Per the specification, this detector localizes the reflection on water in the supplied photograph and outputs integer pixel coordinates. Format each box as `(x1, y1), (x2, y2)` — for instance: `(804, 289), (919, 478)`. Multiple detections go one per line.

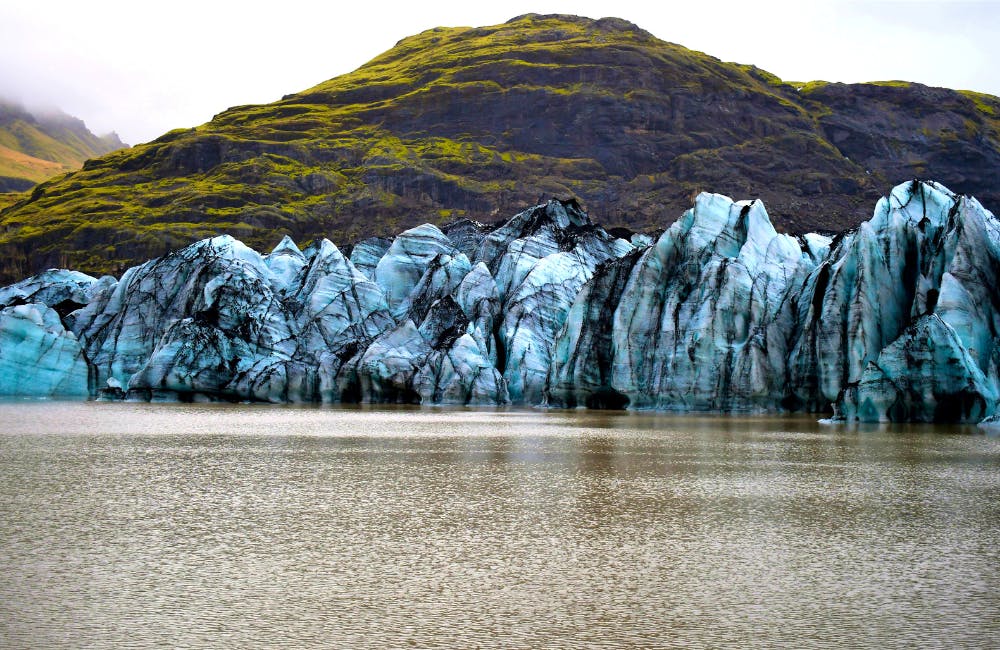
(0, 402), (998, 648)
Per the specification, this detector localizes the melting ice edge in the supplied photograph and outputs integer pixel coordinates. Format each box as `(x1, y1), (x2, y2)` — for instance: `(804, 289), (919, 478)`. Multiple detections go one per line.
(2, 180), (998, 423)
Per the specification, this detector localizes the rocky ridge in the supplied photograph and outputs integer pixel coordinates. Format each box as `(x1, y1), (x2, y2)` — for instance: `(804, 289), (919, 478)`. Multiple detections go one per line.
(1, 180), (997, 423)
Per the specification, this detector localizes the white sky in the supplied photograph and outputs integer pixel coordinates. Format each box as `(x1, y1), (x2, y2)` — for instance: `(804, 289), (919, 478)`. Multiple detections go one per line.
(1, 0), (997, 145)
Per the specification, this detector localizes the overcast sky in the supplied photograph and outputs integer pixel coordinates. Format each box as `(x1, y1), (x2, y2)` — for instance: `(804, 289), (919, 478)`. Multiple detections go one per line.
(1, 0), (997, 145)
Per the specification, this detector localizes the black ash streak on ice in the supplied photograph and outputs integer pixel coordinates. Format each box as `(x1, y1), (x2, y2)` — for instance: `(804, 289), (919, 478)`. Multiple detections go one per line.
(1, 180), (998, 423)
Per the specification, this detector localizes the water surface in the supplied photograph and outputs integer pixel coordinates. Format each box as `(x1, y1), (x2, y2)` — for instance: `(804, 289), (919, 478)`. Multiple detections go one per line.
(1, 403), (998, 648)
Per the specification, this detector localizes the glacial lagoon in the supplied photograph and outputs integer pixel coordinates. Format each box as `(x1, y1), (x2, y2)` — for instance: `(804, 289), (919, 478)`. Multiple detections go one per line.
(1, 402), (998, 648)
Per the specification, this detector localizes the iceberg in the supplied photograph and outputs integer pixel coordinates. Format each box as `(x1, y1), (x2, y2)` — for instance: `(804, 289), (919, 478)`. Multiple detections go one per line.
(0, 303), (89, 396)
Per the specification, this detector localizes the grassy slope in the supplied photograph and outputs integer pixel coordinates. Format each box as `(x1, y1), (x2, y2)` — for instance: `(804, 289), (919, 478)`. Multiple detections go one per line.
(0, 144), (71, 183)
(0, 192), (25, 211)
(0, 14), (997, 282)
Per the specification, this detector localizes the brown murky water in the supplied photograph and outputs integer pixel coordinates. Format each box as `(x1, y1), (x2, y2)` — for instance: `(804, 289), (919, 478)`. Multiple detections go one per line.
(0, 402), (998, 648)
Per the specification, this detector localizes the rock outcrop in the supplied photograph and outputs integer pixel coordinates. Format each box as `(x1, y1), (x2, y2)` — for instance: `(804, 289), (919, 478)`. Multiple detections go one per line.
(2, 181), (998, 423)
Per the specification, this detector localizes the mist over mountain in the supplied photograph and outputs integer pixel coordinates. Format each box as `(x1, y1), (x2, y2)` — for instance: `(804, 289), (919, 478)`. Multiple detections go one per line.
(0, 97), (126, 193)
(0, 13), (997, 282)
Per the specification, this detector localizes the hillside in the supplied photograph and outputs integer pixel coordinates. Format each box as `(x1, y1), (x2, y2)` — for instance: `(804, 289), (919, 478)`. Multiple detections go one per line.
(0, 13), (998, 282)
(0, 99), (126, 192)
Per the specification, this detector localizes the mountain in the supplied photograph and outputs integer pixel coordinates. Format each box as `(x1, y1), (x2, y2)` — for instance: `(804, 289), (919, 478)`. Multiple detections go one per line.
(0, 13), (998, 283)
(1, 180), (997, 423)
(0, 98), (126, 192)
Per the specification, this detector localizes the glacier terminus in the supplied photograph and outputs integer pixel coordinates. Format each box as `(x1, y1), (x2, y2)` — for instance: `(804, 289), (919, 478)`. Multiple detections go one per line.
(1, 180), (998, 423)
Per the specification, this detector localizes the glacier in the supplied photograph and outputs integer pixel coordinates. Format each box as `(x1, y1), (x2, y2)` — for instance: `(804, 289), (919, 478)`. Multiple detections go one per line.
(1, 181), (998, 423)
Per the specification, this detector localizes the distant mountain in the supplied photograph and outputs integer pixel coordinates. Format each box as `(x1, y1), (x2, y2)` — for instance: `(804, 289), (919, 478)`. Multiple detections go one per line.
(0, 13), (998, 282)
(0, 98), (126, 192)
